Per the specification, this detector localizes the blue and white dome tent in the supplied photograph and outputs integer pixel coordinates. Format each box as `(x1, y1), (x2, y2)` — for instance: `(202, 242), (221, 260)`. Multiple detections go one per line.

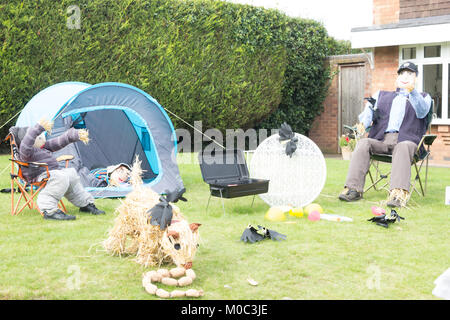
(16, 82), (91, 127)
(17, 82), (185, 198)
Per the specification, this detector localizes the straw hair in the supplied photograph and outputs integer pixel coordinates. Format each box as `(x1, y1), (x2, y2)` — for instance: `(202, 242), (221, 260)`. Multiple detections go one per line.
(103, 156), (200, 268)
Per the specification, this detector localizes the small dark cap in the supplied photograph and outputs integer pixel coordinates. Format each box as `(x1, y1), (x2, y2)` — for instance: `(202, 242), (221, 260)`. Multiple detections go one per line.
(397, 61), (418, 75)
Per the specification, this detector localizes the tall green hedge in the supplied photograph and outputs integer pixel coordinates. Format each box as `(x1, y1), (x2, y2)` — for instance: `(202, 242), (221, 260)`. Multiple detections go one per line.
(0, 0), (345, 141)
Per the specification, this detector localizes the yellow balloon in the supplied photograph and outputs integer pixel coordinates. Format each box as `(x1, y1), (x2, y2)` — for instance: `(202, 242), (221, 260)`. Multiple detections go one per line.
(288, 207), (304, 218)
(265, 207), (286, 222)
(304, 203), (323, 215)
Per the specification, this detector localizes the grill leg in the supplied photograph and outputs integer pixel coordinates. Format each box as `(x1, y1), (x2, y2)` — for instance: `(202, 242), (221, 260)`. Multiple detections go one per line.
(206, 194), (212, 214)
(219, 189), (226, 216)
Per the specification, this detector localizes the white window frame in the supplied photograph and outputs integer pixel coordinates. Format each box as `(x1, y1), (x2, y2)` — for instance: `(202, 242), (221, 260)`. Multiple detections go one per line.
(399, 42), (450, 125)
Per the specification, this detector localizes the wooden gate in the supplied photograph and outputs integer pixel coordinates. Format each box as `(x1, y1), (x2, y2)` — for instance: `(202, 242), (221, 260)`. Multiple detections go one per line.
(339, 63), (366, 138)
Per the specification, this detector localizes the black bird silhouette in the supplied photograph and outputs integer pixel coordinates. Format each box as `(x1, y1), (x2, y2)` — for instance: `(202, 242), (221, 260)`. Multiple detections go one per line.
(257, 225), (287, 241)
(148, 188), (187, 230)
(368, 209), (404, 228)
(364, 96), (380, 124)
(240, 224), (265, 243)
(278, 122), (298, 157)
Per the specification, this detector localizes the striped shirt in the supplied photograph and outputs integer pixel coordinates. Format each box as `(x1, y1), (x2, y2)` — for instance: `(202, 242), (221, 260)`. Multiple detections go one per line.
(19, 123), (80, 182)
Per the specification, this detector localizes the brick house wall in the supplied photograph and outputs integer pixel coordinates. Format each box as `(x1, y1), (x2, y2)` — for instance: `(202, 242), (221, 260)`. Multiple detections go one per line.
(400, 0), (450, 19)
(373, 0), (400, 24)
(372, 46), (399, 92)
(374, 0), (450, 23)
(430, 126), (450, 163)
(309, 65), (339, 154)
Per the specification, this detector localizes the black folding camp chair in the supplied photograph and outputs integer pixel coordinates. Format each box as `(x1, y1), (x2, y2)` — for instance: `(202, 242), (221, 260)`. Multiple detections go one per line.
(364, 100), (437, 196)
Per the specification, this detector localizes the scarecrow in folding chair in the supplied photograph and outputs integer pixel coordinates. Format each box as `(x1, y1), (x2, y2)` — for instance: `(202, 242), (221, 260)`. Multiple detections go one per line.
(4, 119), (105, 220)
(339, 61), (437, 208)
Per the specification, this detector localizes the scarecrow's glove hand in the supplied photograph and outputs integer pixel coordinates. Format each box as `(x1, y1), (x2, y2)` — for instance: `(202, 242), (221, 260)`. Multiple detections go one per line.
(78, 129), (90, 145)
(38, 118), (53, 134)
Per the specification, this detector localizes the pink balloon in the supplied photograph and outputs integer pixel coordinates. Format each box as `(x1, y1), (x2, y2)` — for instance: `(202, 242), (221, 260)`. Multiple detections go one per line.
(371, 206), (385, 216)
(308, 210), (321, 221)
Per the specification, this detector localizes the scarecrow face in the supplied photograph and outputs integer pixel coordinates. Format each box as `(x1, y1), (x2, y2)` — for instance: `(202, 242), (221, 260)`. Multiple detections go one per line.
(33, 132), (46, 148)
(396, 70), (417, 90)
(110, 166), (130, 185)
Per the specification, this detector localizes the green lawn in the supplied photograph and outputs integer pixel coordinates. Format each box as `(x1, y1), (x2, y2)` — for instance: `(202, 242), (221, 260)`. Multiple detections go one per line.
(0, 153), (448, 300)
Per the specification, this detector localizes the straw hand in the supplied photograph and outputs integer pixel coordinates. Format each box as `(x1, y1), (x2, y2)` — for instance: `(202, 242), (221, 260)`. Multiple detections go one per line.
(38, 118), (53, 133)
(78, 129), (90, 145)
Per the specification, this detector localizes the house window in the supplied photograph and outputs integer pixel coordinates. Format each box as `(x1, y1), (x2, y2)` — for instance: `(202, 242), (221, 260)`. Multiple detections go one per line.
(423, 64), (442, 118)
(424, 45), (441, 58)
(399, 43), (450, 124)
(402, 47), (416, 60)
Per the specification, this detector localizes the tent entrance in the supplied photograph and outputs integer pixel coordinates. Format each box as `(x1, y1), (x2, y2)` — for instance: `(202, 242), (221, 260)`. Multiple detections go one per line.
(64, 108), (159, 182)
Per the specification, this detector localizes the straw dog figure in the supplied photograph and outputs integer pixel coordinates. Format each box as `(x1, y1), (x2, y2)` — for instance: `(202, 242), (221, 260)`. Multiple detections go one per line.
(103, 158), (200, 268)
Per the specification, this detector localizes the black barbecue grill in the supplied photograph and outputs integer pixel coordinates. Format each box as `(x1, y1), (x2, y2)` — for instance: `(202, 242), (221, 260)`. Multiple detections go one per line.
(198, 149), (269, 214)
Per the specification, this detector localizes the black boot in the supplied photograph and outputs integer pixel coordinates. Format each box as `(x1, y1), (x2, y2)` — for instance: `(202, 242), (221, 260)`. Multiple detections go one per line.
(79, 203), (105, 215)
(338, 187), (363, 202)
(43, 209), (76, 221)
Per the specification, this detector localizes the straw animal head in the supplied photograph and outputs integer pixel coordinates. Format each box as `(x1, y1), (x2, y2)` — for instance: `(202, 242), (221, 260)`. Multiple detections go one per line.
(161, 220), (201, 269)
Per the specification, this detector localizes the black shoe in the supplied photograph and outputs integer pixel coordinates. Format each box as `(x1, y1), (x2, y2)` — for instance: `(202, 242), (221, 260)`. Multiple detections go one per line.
(43, 209), (76, 221)
(338, 188), (363, 202)
(80, 203), (105, 215)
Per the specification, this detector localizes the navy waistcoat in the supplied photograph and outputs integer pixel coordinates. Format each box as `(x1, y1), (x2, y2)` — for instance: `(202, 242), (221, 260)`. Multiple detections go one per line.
(368, 90), (428, 146)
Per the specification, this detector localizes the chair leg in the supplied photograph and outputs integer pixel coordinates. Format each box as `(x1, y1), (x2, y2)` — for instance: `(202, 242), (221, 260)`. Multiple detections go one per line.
(364, 161), (390, 193)
(30, 186), (35, 210)
(13, 182), (30, 215)
(16, 193), (38, 216)
(12, 192), (24, 216)
(58, 200), (67, 213)
(364, 167), (376, 193)
(10, 178), (14, 216)
(13, 181), (46, 216)
(425, 152), (430, 195)
(414, 161), (425, 197)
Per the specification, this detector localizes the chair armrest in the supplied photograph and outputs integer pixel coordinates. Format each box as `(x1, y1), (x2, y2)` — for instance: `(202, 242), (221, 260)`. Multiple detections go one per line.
(9, 158), (51, 182)
(10, 159), (49, 168)
(56, 155), (74, 168)
(56, 155), (74, 162)
(423, 134), (437, 146)
(416, 134), (438, 154)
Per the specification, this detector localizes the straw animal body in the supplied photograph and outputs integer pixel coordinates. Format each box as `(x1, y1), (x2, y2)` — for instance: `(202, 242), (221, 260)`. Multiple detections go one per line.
(103, 159), (200, 268)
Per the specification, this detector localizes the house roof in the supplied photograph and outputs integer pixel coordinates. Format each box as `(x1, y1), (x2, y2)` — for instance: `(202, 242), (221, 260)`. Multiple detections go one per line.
(350, 14), (450, 48)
